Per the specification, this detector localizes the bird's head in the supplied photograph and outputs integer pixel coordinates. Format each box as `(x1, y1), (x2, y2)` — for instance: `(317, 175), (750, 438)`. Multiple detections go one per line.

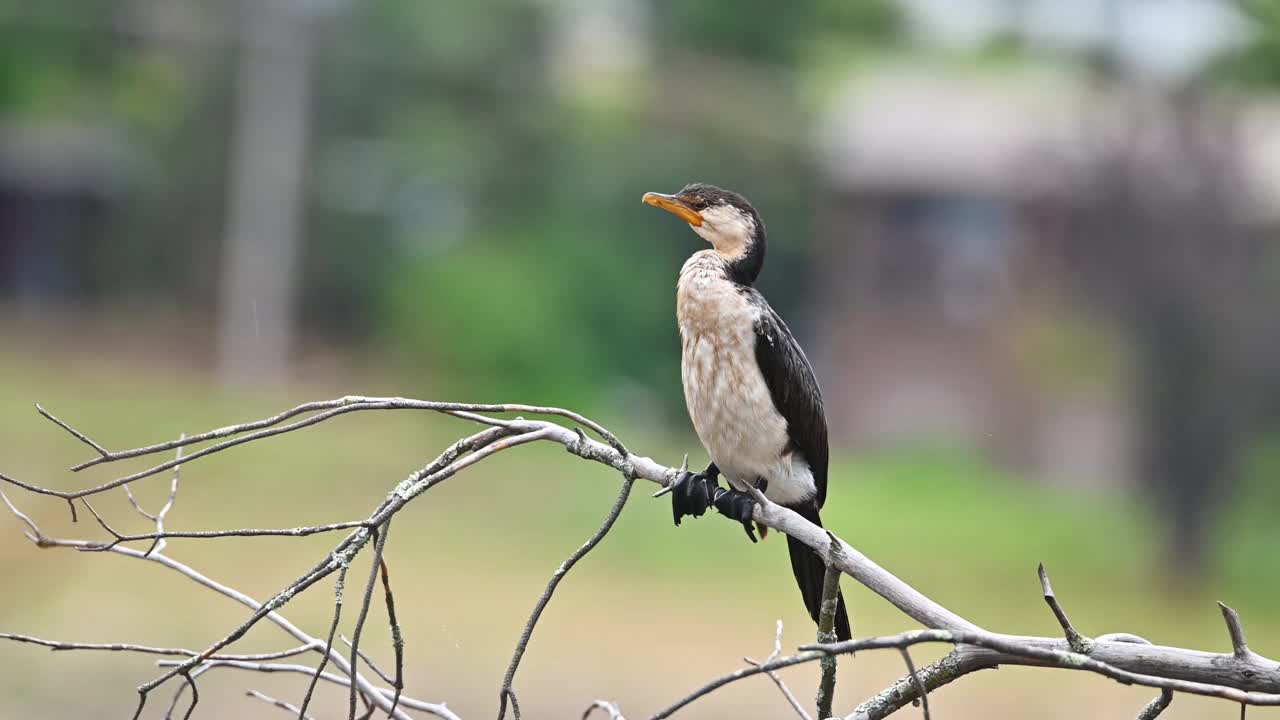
(643, 183), (766, 284)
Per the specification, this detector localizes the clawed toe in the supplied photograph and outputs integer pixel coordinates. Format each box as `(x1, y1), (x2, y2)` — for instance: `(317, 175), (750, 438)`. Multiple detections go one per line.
(669, 463), (757, 542)
(671, 470), (716, 525)
(713, 490), (758, 543)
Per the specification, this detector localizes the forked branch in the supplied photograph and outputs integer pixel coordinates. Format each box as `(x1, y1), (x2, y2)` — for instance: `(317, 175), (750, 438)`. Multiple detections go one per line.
(2, 396), (1276, 720)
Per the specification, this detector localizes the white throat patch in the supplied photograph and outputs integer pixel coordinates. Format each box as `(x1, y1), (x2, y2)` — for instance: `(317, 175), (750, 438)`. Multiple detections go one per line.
(691, 204), (755, 262)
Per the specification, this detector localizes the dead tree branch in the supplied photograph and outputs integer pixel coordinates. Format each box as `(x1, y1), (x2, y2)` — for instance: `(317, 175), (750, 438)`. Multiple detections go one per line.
(2, 395), (1277, 719)
(745, 621), (812, 720)
(815, 533), (844, 720)
(498, 474), (635, 720)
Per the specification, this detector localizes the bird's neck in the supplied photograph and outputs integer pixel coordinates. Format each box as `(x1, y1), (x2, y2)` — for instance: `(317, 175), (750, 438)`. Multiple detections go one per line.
(684, 238), (764, 288)
(723, 234), (764, 286)
(679, 250), (736, 290)
(676, 251), (754, 335)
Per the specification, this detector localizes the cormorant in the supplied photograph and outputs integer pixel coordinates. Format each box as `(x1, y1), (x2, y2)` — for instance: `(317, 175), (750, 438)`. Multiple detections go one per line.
(642, 183), (851, 641)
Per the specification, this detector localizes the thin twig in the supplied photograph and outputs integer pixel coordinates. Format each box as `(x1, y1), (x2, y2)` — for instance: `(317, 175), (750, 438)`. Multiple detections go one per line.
(247, 689), (318, 720)
(165, 662), (214, 719)
(340, 634), (395, 687)
(123, 428), (549, 713)
(122, 482), (157, 522)
(36, 402), (109, 456)
(1219, 602), (1251, 658)
(75, 519), (372, 552)
(816, 532), (844, 719)
(583, 700), (627, 720)
(349, 521), (392, 720)
(0, 633), (313, 661)
(379, 556), (406, 715)
(1, 493), (453, 720)
(651, 454), (687, 498)
(504, 688), (522, 720)
(53, 395), (624, 474)
(1038, 563), (1090, 653)
(744, 621), (811, 720)
(170, 669), (199, 720)
(1137, 690), (1174, 719)
(497, 473), (635, 720)
(159, 659), (454, 719)
(899, 648), (929, 720)
(297, 567), (350, 719)
(148, 436), (185, 556)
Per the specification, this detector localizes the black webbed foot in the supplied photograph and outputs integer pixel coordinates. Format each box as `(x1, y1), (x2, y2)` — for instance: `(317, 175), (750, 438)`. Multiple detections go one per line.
(671, 463), (720, 526)
(713, 488), (759, 543)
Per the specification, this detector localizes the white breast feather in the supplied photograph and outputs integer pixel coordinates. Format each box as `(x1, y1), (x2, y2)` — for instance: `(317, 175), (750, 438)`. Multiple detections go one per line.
(676, 251), (817, 507)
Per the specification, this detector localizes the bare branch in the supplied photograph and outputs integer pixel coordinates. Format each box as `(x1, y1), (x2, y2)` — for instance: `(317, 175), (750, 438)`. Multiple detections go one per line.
(744, 621), (811, 720)
(74, 519), (371, 552)
(808, 630), (1280, 707)
(497, 474), (635, 720)
(348, 521), (392, 720)
(297, 568), (349, 719)
(8, 397), (1280, 720)
(657, 627), (1280, 720)
(158, 659), (458, 719)
(583, 700), (627, 720)
(378, 556), (406, 715)
(1097, 633), (1153, 644)
(846, 651), (973, 720)
(1219, 602), (1251, 659)
(0, 488), (44, 543)
(0, 633), (313, 662)
(149, 435), (185, 556)
(0, 493), (455, 720)
(1137, 690), (1174, 720)
(503, 688), (522, 720)
(651, 455), (688, 498)
(816, 532), (844, 719)
(174, 669), (199, 720)
(1038, 563), (1091, 653)
(122, 483), (157, 522)
(246, 689), (317, 720)
(340, 635), (395, 687)
(165, 662), (214, 719)
(36, 402), (109, 457)
(898, 648), (929, 720)
(121, 427), (547, 712)
(58, 395), (625, 474)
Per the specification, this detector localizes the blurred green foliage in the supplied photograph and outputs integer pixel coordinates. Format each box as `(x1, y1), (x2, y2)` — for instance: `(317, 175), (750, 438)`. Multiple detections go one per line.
(4, 0), (1280, 416)
(0, 0), (902, 413)
(1215, 0), (1280, 88)
(652, 0), (900, 65)
(343, 0), (905, 409)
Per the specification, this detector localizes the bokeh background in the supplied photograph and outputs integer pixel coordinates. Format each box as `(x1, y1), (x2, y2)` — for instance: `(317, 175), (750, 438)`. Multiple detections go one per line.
(2, 1), (1279, 718)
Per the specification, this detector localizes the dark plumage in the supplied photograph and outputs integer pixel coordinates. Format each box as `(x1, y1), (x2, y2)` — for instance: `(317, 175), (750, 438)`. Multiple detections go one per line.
(750, 294), (850, 640)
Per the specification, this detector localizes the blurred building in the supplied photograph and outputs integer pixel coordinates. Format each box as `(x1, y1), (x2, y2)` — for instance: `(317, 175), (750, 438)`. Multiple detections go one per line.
(0, 122), (135, 310)
(811, 66), (1280, 489)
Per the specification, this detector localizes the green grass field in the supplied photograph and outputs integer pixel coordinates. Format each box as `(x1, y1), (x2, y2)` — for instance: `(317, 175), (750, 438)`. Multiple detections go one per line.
(1, 345), (1276, 719)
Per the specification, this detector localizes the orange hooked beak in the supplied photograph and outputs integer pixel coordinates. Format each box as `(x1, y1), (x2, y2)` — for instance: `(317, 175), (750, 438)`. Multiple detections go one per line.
(642, 192), (704, 227)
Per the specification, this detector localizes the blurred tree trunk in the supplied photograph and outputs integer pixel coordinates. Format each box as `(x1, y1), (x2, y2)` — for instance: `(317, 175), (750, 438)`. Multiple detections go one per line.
(1133, 302), (1246, 580)
(218, 0), (312, 384)
(1068, 83), (1272, 583)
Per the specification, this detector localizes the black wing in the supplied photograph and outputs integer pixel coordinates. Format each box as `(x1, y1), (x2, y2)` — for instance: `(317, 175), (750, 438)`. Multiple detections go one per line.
(748, 290), (830, 508)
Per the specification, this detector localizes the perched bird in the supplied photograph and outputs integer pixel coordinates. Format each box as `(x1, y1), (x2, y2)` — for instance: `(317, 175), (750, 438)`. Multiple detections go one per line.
(642, 183), (851, 641)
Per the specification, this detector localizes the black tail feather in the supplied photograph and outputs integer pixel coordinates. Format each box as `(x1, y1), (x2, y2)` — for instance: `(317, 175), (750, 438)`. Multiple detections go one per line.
(785, 505), (851, 641)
